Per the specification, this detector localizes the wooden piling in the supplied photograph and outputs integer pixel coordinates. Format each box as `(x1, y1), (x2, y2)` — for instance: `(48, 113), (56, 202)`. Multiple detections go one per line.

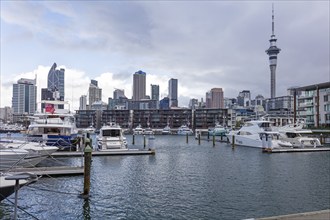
(83, 144), (92, 197)
(143, 135), (146, 149)
(198, 133), (201, 145)
(232, 135), (235, 148)
(213, 134), (215, 147)
(132, 134), (135, 145)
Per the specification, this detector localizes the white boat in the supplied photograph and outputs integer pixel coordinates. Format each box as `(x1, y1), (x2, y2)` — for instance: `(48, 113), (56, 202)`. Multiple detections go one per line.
(0, 149), (29, 171)
(97, 123), (128, 151)
(276, 126), (322, 148)
(177, 125), (193, 135)
(0, 172), (38, 202)
(208, 123), (228, 136)
(133, 124), (144, 135)
(143, 127), (154, 135)
(162, 124), (172, 135)
(226, 120), (291, 149)
(27, 100), (78, 150)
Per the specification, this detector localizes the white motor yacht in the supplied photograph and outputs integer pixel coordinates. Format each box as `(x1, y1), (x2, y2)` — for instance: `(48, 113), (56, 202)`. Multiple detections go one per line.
(162, 124), (172, 135)
(133, 124), (144, 135)
(276, 126), (322, 148)
(226, 120), (291, 149)
(97, 123), (128, 151)
(177, 125), (193, 136)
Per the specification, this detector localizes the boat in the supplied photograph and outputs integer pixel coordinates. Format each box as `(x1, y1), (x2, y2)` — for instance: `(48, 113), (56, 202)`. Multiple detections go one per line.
(96, 123), (128, 151)
(208, 123), (228, 136)
(177, 125), (193, 135)
(0, 140), (58, 169)
(226, 120), (292, 149)
(0, 172), (38, 202)
(143, 127), (154, 135)
(0, 149), (29, 171)
(133, 124), (144, 135)
(276, 126), (322, 148)
(162, 124), (172, 135)
(27, 100), (79, 150)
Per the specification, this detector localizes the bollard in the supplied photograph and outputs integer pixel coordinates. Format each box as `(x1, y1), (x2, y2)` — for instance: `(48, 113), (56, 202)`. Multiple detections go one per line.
(144, 135), (146, 149)
(220, 133), (223, 141)
(198, 133), (201, 145)
(83, 143), (93, 197)
(232, 135), (235, 148)
(320, 133), (323, 145)
(186, 133), (189, 144)
(132, 134), (135, 145)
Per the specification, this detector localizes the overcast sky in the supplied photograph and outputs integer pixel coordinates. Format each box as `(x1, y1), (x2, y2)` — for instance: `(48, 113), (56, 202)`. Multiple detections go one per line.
(1, 1), (329, 110)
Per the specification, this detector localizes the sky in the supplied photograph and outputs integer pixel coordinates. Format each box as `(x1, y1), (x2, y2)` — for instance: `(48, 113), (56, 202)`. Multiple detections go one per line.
(0, 1), (329, 111)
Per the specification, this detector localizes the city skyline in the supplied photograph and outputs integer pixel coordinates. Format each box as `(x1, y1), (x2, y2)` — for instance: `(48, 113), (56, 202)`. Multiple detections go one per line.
(1, 1), (329, 110)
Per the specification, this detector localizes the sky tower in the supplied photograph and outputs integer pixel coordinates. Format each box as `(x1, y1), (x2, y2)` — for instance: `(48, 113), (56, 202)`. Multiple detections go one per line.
(266, 4), (281, 98)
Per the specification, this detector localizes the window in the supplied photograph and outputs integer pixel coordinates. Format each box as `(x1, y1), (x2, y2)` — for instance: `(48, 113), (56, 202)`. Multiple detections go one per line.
(324, 95), (329, 102)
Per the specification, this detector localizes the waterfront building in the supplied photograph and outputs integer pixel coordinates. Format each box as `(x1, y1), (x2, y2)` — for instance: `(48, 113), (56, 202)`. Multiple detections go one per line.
(133, 70), (146, 101)
(169, 78), (178, 107)
(12, 78), (37, 114)
(288, 82), (330, 128)
(224, 98), (236, 109)
(127, 99), (158, 110)
(265, 5), (281, 98)
(210, 88), (224, 109)
(79, 95), (87, 110)
(75, 110), (96, 128)
(194, 108), (228, 129)
(88, 80), (102, 109)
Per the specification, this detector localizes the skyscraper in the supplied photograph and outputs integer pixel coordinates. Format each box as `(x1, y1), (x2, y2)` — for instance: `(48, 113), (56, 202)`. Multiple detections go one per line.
(266, 5), (281, 98)
(79, 95), (87, 110)
(133, 70), (146, 101)
(113, 89), (126, 100)
(12, 78), (37, 114)
(169, 78), (178, 107)
(151, 84), (159, 101)
(88, 80), (102, 109)
(210, 88), (224, 108)
(47, 63), (65, 101)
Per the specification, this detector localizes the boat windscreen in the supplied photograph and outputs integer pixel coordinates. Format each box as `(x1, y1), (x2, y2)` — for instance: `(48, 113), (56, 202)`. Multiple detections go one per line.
(102, 129), (121, 137)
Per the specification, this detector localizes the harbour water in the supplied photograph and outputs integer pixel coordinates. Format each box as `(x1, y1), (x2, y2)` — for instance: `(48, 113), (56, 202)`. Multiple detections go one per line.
(1, 135), (329, 219)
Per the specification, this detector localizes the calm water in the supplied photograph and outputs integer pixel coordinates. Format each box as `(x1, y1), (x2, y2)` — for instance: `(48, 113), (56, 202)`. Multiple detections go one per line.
(1, 135), (329, 220)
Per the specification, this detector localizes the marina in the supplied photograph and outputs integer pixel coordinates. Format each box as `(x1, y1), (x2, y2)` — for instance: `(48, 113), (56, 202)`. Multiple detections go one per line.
(0, 135), (329, 219)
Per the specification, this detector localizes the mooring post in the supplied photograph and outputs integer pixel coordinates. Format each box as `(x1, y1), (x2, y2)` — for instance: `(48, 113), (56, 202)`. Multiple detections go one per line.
(320, 133), (323, 145)
(186, 133), (189, 144)
(207, 132), (210, 141)
(232, 135), (235, 148)
(213, 134), (215, 147)
(132, 134), (135, 145)
(198, 133), (201, 145)
(143, 135), (146, 149)
(83, 135), (93, 197)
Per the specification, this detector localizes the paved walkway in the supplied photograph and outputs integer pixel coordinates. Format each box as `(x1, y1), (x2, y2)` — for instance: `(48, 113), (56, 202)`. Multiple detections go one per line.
(255, 209), (330, 220)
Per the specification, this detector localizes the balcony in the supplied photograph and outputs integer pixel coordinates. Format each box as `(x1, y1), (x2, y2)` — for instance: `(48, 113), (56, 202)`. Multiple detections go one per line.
(298, 102), (314, 107)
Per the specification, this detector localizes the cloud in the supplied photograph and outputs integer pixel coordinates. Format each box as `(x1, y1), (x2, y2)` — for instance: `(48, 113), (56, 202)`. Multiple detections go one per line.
(1, 1), (329, 108)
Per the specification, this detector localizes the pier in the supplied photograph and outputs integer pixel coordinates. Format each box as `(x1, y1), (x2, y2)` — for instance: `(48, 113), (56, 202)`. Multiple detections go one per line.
(51, 149), (155, 157)
(7, 166), (84, 176)
(255, 209), (330, 220)
(262, 147), (330, 153)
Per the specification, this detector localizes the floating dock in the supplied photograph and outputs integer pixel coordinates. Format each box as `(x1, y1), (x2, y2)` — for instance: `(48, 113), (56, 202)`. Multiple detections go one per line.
(262, 147), (330, 153)
(7, 166), (84, 176)
(51, 149), (155, 157)
(255, 209), (330, 220)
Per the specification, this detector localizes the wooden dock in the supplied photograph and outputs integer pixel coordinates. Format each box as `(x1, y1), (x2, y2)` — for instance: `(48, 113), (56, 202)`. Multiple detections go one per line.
(255, 209), (330, 220)
(8, 166), (84, 176)
(263, 147), (330, 153)
(51, 149), (155, 157)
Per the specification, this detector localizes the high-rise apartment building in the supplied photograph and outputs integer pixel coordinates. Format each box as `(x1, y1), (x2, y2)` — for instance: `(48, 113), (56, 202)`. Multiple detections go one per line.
(47, 63), (65, 101)
(237, 90), (251, 107)
(133, 70), (146, 101)
(79, 95), (87, 110)
(266, 5), (281, 98)
(113, 89), (126, 100)
(151, 84), (159, 101)
(88, 80), (102, 109)
(169, 78), (178, 107)
(210, 88), (224, 108)
(12, 78), (37, 114)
